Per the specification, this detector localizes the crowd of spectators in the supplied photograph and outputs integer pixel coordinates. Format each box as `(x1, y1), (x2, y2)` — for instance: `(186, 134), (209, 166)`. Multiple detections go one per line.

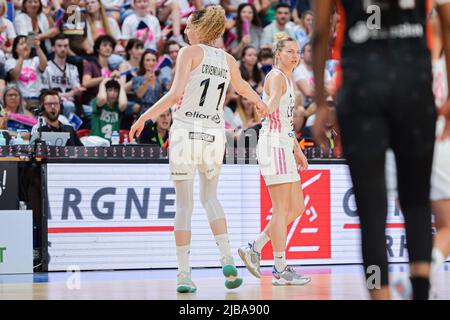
(0, 0), (340, 150)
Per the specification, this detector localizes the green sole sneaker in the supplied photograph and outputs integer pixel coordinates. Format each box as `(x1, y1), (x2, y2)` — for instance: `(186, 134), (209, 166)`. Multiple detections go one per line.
(222, 265), (243, 289)
(177, 285), (197, 293)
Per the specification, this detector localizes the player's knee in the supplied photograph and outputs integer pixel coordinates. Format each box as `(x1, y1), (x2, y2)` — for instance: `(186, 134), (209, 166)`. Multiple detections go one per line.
(174, 204), (194, 231)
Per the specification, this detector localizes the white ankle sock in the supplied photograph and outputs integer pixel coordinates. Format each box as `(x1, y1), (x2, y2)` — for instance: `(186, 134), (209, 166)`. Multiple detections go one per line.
(176, 245), (190, 274)
(215, 234), (233, 264)
(253, 232), (270, 253)
(273, 251), (287, 272)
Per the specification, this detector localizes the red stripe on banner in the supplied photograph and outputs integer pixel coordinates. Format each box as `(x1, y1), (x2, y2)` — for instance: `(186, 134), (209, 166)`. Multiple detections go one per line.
(48, 226), (174, 233)
(344, 223), (436, 230)
(344, 223), (405, 229)
(273, 147), (279, 174)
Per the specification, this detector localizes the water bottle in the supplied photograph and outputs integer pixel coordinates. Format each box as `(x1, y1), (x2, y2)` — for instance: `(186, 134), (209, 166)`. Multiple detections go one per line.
(123, 135), (128, 145)
(16, 130), (29, 145)
(111, 131), (120, 145)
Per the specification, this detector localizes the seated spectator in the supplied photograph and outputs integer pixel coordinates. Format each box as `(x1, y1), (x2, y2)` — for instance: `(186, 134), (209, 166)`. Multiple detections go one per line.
(0, 61), (5, 98)
(293, 9), (313, 53)
(121, 0), (161, 50)
(156, 0), (184, 45)
(138, 108), (171, 146)
(119, 38), (144, 129)
(159, 40), (181, 89)
(0, 85), (35, 140)
(229, 3), (263, 58)
(42, 34), (85, 119)
(294, 42), (333, 109)
(132, 49), (166, 116)
(5, 35), (47, 110)
(261, 3), (295, 48)
(239, 45), (263, 95)
(13, 0), (58, 56)
(90, 77), (127, 141)
(225, 95), (261, 131)
(0, 0), (17, 61)
(221, 0), (261, 17)
(31, 89), (83, 146)
(258, 47), (273, 75)
(82, 35), (120, 108)
(293, 0), (311, 23)
(56, 0), (90, 57)
(85, 0), (122, 48)
(100, 0), (124, 23)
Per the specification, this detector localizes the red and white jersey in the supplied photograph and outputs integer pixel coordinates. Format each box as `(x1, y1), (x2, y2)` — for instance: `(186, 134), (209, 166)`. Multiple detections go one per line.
(173, 44), (231, 129)
(260, 69), (296, 142)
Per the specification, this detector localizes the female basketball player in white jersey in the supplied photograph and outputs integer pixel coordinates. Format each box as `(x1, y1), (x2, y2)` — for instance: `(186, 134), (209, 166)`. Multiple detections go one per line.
(129, 5), (268, 293)
(238, 33), (311, 286)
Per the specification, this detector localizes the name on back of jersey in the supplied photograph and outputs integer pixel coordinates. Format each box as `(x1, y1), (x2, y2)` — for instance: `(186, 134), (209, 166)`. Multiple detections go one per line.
(202, 64), (229, 80)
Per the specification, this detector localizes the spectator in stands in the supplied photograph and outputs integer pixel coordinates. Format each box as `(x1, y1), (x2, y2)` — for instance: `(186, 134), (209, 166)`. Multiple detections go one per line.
(293, 0), (310, 22)
(258, 47), (274, 75)
(0, 0), (17, 61)
(0, 85), (35, 139)
(56, 0), (90, 57)
(156, 0), (184, 45)
(13, 0), (58, 56)
(294, 42), (333, 109)
(221, 0), (261, 16)
(159, 40), (180, 89)
(225, 95), (261, 131)
(31, 89), (83, 146)
(229, 3), (262, 58)
(293, 104), (312, 141)
(138, 108), (171, 146)
(119, 39), (144, 129)
(82, 35), (120, 108)
(90, 77), (127, 141)
(42, 34), (84, 119)
(0, 62), (5, 98)
(132, 49), (166, 116)
(239, 45), (263, 95)
(5, 35), (47, 110)
(101, 0), (124, 22)
(261, 3), (295, 48)
(259, 0), (278, 26)
(293, 9), (313, 53)
(85, 0), (122, 47)
(121, 0), (162, 50)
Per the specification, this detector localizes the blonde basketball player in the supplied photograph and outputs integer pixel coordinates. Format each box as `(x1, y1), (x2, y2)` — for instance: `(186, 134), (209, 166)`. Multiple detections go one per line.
(238, 33), (311, 286)
(129, 5), (268, 293)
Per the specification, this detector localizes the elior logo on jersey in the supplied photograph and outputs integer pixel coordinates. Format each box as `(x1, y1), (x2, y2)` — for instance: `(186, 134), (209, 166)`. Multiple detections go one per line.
(185, 111), (221, 124)
(260, 170), (331, 260)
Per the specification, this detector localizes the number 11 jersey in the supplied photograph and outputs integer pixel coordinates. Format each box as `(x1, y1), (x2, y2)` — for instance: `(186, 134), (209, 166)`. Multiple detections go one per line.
(173, 44), (231, 129)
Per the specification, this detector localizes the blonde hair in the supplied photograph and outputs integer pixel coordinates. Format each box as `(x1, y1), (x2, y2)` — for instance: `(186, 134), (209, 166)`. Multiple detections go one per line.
(273, 32), (296, 66)
(190, 5), (226, 43)
(86, 0), (113, 42)
(236, 96), (260, 128)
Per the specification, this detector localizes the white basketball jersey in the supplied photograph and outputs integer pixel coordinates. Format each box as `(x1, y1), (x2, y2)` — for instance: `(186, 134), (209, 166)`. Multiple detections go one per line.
(173, 44), (231, 129)
(260, 69), (296, 141)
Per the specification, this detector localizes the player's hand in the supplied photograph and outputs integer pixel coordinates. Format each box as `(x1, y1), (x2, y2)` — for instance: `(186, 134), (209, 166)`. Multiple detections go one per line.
(294, 146), (308, 170)
(437, 99), (450, 141)
(129, 118), (146, 141)
(313, 104), (330, 147)
(255, 101), (269, 118)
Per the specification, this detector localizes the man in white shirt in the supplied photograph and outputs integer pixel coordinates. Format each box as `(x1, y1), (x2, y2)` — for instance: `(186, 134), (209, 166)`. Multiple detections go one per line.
(261, 3), (296, 48)
(121, 0), (161, 50)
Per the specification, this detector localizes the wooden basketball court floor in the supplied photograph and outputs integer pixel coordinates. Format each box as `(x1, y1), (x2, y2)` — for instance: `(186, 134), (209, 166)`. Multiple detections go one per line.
(1, 263), (449, 300)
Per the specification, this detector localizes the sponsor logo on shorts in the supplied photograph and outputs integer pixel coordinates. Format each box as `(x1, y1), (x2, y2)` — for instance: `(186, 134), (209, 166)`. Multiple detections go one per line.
(188, 132), (215, 143)
(185, 111), (221, 124)
(171, 172), (189, 176)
